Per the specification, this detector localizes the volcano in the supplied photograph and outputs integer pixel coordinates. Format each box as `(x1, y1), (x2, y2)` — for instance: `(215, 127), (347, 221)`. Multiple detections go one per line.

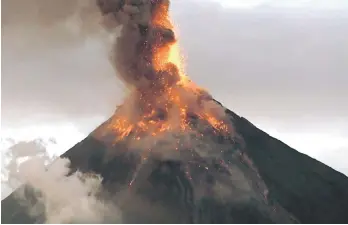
(2, 105), (348, 223)
(2, 0), (348, 223)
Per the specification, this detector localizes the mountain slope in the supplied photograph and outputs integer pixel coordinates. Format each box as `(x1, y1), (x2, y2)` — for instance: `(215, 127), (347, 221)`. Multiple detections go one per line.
(2, 104), (348, 223)
(224, 107), (348, 223)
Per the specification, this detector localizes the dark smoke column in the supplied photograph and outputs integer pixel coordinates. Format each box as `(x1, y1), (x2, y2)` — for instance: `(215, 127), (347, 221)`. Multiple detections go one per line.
(96, 0), (179, 92)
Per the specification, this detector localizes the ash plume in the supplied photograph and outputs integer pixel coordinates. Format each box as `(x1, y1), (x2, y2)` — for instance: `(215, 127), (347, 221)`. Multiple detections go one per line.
(94, 0), (235, 147)
(97, 0), (177, 89)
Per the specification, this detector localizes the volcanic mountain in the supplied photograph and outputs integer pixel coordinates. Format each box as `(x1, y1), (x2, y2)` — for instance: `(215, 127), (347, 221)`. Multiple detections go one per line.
(2, 105), (348, 223)
(2, 0), (348, 223)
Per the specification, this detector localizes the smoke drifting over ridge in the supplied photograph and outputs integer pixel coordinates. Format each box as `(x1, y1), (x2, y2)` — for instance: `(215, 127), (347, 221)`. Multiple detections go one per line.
(16, 158), (120, 223)
(2, 141), (122, 223)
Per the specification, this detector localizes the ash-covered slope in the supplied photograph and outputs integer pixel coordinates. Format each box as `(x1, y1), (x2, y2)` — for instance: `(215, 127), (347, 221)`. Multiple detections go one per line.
(2, 103), (348, 224)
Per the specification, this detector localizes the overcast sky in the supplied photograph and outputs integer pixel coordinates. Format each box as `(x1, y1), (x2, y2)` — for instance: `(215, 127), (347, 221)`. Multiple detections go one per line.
(2, 0), (348, 194)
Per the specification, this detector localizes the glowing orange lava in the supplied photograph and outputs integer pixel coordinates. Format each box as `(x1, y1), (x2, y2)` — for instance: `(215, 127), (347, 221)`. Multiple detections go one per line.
(100, 1), (232, 144)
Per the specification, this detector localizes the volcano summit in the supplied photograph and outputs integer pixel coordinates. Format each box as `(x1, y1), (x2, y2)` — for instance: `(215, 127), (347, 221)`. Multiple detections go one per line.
(2, 0), (348, 223)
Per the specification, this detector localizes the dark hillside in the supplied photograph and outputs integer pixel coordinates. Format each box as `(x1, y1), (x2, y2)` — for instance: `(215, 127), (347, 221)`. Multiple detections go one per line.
(2, 105), (348, 223)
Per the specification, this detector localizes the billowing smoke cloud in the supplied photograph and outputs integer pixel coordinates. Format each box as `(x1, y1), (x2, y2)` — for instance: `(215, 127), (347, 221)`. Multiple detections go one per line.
(2, 140), (122, 223)
(2, 140), (53, 193)
(17, 158), (121, 223)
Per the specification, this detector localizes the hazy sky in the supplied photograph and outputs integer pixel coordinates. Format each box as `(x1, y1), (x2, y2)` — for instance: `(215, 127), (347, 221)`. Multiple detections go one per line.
(1, 0), (348, 184)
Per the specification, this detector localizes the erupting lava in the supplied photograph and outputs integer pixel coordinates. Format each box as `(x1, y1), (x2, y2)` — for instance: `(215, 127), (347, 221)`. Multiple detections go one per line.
(96, 0), (232, 143)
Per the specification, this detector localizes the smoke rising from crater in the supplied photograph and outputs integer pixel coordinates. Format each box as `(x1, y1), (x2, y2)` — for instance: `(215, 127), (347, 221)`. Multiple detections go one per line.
(93, 0), (235, 152)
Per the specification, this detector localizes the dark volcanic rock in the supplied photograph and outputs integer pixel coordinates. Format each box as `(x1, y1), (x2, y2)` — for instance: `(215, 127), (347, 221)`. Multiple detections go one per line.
(223, 108), (348, 224)
(2, 106), (348, 223)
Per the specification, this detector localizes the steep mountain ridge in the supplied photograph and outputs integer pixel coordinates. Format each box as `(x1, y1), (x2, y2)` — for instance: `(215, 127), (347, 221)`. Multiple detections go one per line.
(2, 103), (348, 223)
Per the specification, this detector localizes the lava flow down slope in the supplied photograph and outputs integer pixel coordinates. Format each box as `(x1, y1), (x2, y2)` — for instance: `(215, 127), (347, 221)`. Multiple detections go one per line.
(2, 0), (348, 223)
